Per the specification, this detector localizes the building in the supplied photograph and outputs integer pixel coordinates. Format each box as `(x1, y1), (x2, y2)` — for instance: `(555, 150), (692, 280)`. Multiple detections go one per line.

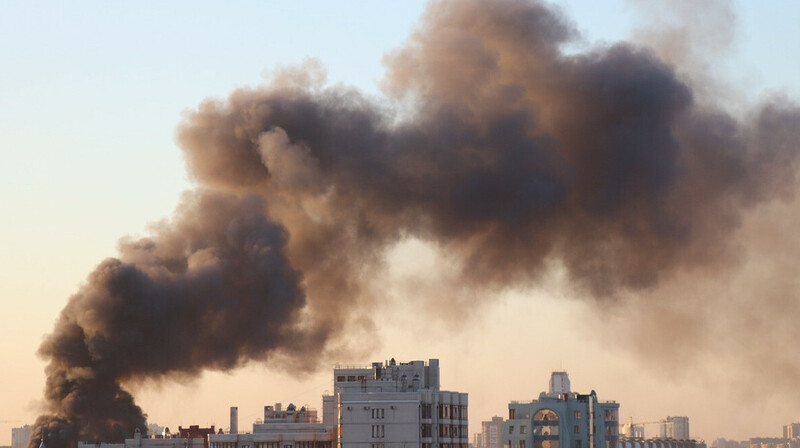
(474, 433), (483, 448)
(209, 403), (336, 448)
(784, 425), (800, 440)
(178, 426), (216, 448)
(211, 357), (466, 448)
(12, 425), (32, 448)
(481, 417), (505, 448)
(618, 439), (699, 448)
(503, 371), (619, 448)
(660, 418), (689, 441)
(334, 358), (469, 448)
(78, 428), (205, 448)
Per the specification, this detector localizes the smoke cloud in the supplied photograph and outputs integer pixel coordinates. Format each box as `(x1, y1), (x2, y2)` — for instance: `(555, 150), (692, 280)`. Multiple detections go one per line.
(32, 0), (800, 446)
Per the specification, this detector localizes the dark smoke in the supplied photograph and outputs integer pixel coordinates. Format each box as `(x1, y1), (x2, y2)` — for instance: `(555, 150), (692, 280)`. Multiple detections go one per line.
(33, 0), (800, 446)
(31, 192), (314, 447)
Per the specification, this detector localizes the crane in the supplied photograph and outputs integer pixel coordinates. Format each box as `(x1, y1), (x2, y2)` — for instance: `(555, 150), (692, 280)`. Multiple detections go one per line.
(622, 417), (665, 439)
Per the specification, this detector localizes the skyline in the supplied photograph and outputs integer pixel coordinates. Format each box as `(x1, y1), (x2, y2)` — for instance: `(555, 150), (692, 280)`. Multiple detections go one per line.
(2, 0), (800, 446)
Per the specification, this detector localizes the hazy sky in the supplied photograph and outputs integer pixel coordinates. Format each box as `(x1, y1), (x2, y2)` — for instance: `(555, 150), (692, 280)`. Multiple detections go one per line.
(2, 0), (800, 445)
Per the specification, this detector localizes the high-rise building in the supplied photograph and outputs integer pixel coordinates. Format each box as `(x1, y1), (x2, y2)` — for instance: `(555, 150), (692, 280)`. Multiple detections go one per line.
(210, 358), (467, 448)
(334, 358), (468, 448)
(482, 417), (505, 448)
(784, 424), (800, 440)
(661, 418), (689, 440)
(11, 425), (32, 448)
(503, 372), (619, 448)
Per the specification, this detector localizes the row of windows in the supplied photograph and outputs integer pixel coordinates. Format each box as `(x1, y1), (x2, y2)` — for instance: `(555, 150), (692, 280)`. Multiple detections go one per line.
(336, 375), (367, 382)
(440, 405), (468, 420)
(212, 442), (331, 448)
(439, 424), (468, 438)
(509, 425), (559, 436)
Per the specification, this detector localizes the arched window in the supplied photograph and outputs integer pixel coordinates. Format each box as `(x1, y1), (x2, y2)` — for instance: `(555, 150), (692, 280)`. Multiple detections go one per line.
(533, 409), (559, 448)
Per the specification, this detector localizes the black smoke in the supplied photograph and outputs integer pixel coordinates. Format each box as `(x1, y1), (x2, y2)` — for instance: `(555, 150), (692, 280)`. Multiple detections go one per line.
(32, 0), (800, 447)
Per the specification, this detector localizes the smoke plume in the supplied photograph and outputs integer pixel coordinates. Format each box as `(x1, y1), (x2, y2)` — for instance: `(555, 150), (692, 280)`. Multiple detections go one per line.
(32, 0), (800, 446)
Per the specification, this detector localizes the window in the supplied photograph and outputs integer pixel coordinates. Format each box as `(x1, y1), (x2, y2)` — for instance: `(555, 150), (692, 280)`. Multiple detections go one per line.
(520, 441), (526, 448)
(509, 426), (514, 435)
(520, 426), (527, 435)
(372, 425), (385, 438)
(336, 376), (345, 382)
(575, 441), (582, 448)
(372, 408), (384, 419)
(510, 409), (516, 420)
(422, 424), (432, 437)
(422, 404), (432, 419)
(574, 411), (581, 419)
(574, 426), (580, 434)
(347, 375), (356, 381)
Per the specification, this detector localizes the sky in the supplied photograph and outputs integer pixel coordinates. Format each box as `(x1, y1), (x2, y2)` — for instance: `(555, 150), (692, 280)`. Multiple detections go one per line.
(1, 0), (800, 445)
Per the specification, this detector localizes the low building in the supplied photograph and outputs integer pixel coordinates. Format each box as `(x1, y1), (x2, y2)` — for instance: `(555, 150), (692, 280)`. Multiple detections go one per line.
(78, 429), (205, 448)
(503, 371), (619, 448)
(208, 402), (336, 448)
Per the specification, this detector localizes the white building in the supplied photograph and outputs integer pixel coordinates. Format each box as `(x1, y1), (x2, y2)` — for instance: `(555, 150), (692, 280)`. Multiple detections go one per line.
(209, 403), (336, 448)
(480, 417), (504, 448)
(12, 425), (32, 448)
(335, 358), (468, 448)
(78, 429), (205, 448)
(210, 358), (467, 448)
(661, 418), (689, 440)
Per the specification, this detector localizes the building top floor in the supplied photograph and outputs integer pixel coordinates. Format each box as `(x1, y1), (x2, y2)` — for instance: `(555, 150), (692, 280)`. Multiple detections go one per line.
(333, 358), (440, 394)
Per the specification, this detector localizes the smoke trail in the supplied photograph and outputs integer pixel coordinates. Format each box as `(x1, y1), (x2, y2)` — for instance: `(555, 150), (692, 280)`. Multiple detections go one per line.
(31, 191), (314, 447)
(32, 0), (800, 446)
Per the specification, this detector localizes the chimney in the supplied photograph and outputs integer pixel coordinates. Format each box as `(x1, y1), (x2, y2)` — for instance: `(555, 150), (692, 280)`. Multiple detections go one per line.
(230, 406), (238, 434)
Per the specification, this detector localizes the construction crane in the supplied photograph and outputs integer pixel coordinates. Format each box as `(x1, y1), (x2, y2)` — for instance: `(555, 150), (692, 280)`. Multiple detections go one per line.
(622, 417), (665, 438)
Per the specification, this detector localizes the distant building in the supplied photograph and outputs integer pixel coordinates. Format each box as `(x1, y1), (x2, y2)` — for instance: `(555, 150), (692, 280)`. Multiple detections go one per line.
(618, 439), (699, 448)
(474, 433), (483, 448)
(12, 425), (32, 448)
(503, 371), (619, 448)
(784, 425), (800, 440)
(661, 418), (689, 440)
(482, 417), (505, 448)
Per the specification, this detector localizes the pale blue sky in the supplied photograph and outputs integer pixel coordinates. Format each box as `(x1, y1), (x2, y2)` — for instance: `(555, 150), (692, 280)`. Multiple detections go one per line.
(1, 0), (798, 443)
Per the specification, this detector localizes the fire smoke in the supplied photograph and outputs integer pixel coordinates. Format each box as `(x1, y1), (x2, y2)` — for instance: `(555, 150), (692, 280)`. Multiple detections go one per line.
(31, 1), (800, 447)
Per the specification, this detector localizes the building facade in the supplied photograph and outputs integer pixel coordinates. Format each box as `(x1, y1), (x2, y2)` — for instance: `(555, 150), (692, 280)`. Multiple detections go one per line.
(209, 402), (336, 448)
(209, 358), (465, 448)
(503, 372), (619, 448)
(660, 418), (689, 441)
(481, 417), (505, 448)
(78, 429), (205, 448)
(11, 425), (32, 448)
(335, 358), (469, 448)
